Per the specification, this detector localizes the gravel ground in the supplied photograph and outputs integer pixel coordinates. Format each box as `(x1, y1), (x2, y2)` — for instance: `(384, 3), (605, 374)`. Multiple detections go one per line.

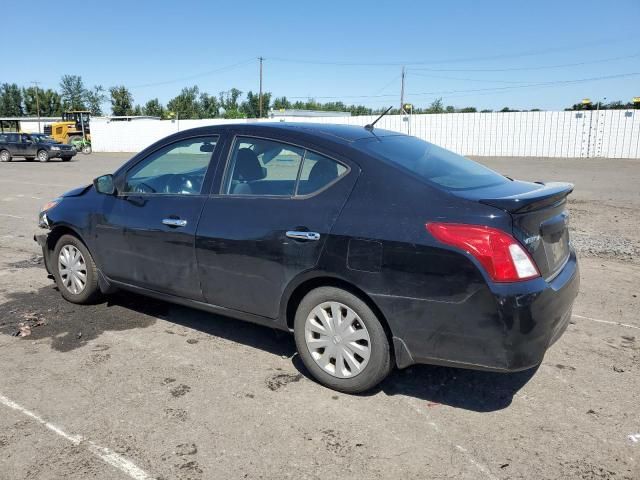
(0, 153), (638, 480)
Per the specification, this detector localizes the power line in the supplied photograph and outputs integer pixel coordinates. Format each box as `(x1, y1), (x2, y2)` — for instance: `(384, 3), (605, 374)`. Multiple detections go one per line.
(284, 72), (639, 100)
(129, 59), (255, 89)
(408, 52), (640, 72)
(408, 72), (543, 84)
(268, 37), (637, 67)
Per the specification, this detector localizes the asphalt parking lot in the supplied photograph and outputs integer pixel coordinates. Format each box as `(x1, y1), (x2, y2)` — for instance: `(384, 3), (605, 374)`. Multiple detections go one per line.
(0, 153), (638, 480)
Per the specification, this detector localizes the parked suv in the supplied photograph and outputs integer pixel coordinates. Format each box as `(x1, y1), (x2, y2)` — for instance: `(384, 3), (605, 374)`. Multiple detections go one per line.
(0, 133), (76, 162)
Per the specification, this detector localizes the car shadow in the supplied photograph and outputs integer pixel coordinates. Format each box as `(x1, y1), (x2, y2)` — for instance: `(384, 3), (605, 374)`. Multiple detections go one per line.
(0, 283), (296, 358)
(1, 282), (533, 411)
(292, 354), (537, 412)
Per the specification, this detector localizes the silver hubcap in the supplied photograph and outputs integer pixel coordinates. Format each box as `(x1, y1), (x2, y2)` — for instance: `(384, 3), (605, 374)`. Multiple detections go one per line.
(38, 151), (47, 161)
(304, 301), (371, 379)
(58, 245), (87, 294)
(0, 151), (8, 161)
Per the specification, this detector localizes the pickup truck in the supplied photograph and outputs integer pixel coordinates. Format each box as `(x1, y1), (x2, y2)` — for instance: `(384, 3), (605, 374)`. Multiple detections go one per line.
(0, 132), (77, 162)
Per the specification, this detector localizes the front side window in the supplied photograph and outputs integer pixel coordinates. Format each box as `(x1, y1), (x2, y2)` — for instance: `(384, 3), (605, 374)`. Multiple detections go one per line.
(123, 136), (218, 195)
(224, 137), (348, 197)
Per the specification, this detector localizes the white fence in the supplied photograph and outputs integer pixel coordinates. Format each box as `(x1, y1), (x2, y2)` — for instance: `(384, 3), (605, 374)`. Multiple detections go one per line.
(91, 110), (640, 158)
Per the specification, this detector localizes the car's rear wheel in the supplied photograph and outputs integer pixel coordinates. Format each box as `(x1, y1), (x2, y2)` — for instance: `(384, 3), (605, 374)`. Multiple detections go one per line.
(37, 149), (49, 162)
(0, 150), (11, 162)
(52, 234), (101, 304)
(294, 287), (391, 393)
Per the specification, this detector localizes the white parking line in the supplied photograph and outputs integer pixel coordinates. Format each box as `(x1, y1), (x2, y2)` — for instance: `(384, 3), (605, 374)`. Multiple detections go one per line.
(0, 213), (24, 219)
(573, 314), (639, 330)
(403, 397), (498, 480)
(0, 393), (153, 480)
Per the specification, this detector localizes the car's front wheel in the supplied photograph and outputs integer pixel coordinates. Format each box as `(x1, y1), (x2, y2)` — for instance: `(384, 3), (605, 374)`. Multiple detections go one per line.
(52, 234), (101, 304)
(37, 149), (49, 162)
(294, 287), (392, 393)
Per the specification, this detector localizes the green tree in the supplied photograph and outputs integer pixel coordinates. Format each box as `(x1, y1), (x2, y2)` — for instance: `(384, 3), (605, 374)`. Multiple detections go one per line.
(445, 105), (455, 113)
(199, 93), (219, 118)
(426, 98), (444, 114)
(0, 83), (24, 116)
(23, 87), (62, 117)
(272, 96), (291, 110)
(240, 91), (271, 118)
(109, 85), (134, 116)
(219, 88), (243, 118)
(167, 86), (202, 119)
(143, 98), (165, 118)
(85, 85), (107, 115)
(458, 107), (477, 113)
(59, 75), (87, 110)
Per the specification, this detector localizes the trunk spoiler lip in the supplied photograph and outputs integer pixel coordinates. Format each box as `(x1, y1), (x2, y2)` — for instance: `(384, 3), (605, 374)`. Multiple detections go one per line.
(479, 181), (574, 213)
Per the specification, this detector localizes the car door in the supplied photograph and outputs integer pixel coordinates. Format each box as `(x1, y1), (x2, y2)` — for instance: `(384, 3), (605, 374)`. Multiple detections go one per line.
(196, 135), (357, 319)
(95, 135), (221, 300)
(21, 134), (37, 157)
(7, 133), (20, 155)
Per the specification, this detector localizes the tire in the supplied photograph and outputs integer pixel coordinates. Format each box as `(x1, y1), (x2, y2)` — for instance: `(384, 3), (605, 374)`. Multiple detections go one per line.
(68, 136), (81, 146)
(81, 145), (92, 154)
(52, 234), (101, 304)
(37, 149), (49, 162)
(0, 149), (11, 162)
(294, 287), (392, 393)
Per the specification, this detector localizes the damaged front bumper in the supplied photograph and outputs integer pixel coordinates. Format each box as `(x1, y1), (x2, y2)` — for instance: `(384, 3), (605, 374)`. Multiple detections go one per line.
(34, 232), (52, 274)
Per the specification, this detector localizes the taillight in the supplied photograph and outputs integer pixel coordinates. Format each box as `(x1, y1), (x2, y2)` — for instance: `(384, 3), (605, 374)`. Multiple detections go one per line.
(426, 223), (539, 282)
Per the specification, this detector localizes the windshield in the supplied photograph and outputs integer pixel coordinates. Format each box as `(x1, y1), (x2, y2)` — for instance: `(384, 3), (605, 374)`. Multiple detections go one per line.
(356, 135), (509, 190)
(32, 134), (56, 143)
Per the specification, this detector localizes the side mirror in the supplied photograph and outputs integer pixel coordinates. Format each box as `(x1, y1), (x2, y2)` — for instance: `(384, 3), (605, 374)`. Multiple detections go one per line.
(93, 174), (116, 195)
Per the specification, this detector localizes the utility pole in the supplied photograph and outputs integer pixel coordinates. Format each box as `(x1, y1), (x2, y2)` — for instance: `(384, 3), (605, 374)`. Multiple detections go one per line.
(258, 56), (264, 118)
(31, 81), (41, 133)
(399, 66), (406, 114)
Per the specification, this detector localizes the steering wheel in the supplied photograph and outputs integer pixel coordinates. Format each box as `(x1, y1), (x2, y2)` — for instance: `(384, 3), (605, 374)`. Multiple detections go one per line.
(165, 175), (197, 195)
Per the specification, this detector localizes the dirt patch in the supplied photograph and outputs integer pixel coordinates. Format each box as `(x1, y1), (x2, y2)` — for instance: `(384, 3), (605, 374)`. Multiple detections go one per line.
(0, 285), (160, 352)
(265, 372), (303, 391)
(6, 255), (44, 269)
(170, 384), (191, 398)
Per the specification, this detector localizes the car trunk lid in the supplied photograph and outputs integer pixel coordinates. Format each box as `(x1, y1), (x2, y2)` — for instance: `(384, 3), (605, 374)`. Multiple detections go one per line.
(458, 181), (573, 279)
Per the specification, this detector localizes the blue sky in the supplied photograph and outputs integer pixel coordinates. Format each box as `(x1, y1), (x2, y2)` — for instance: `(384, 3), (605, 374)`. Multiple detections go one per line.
(3, 0), (639, 111)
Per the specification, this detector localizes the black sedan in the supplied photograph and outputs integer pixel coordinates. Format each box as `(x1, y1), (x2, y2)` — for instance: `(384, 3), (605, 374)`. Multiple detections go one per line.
(34, 123), (579, 393)
(0, 132), (76, 162)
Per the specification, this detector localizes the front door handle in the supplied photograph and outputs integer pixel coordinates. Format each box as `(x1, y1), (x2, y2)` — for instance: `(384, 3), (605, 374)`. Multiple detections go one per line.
(286, 231), (320, 241)
(162, 218), (187, 228)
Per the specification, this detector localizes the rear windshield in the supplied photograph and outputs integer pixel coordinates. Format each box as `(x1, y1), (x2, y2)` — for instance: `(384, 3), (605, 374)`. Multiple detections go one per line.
(356, 135), (509, 190)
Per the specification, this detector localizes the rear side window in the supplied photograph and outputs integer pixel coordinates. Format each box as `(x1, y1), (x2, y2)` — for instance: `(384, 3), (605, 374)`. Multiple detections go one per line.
(297, 151), (347, 195)
(356, 136), (508, 190)
(223, 137), (348, 197)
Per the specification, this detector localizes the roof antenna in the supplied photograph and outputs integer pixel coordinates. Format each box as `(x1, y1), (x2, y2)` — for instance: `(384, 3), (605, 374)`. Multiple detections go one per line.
(365, 106), (393, 131)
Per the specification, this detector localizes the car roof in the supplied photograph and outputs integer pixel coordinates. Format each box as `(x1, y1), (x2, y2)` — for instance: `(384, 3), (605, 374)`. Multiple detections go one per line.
(180, 122), (404, 145)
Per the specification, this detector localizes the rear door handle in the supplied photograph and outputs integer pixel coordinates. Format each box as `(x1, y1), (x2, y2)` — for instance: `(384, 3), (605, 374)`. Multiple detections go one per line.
(162, 218), (187, 228)
(286, 231), (320, 241)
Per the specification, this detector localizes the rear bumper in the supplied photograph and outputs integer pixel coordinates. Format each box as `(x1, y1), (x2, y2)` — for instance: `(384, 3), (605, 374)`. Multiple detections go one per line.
(49, 149), (76, 158)
(379, 249), (580, 372)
